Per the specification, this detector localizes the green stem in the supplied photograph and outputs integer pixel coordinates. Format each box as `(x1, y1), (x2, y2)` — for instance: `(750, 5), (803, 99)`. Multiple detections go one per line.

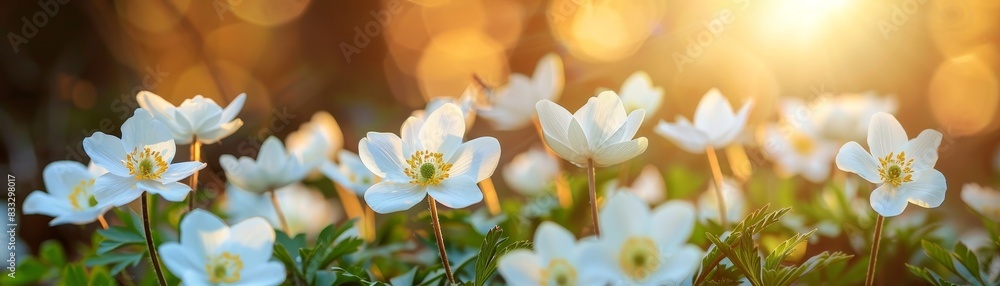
(865, 215), (885, 286)
(588, 159), (601, 236)
(428, 197), (456, 284)
(142, 194), (167, 286)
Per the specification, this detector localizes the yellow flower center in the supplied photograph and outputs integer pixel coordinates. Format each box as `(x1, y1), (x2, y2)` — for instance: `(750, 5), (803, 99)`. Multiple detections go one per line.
(404, 151), (452, 186)
(878, 152), (914, 187)
(541, 259), (577, 286)
(205, 252), (243, 283)
(790, 133), (815, 154)
(67, 179), (97, 211)
(618, 236), (661, 281)
(124, 147), (168, 180)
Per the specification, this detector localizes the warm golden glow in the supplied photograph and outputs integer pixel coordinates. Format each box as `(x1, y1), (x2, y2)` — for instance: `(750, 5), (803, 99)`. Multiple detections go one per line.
(67, 179), (97, 211)
(540, 259), (578, 286)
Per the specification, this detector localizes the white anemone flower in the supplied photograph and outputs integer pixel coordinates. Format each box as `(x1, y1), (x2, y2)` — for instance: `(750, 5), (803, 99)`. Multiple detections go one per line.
(136, 91), (246, 145)
(321, 150), (380, 196)
(655, 88), (753, 154)
(617, 71), (663, 122)
(159, 209), (285, 286)
(961, 183), (1000, 221)
(285, 111), (344, 170)
(359, 103), (501, 213)
(581, 194), (704, 285)
(220, 136), (308, 193)
(698, 177), (746, 224)
(781, 92), (897, 143)
(223, 183), (340, 238)
(498, 222), (602, 286)
(604, 165), (666, 205)
(84, 109), (207, 206)
(23, 161), (112, 226)
(479, 53), (565, 130)
(502, 146), (561, 196)
(760, 123), (838, 183)
(835, 112), (945, 217)
(415, 85), (480, 130)
(535, 91), (647, 168)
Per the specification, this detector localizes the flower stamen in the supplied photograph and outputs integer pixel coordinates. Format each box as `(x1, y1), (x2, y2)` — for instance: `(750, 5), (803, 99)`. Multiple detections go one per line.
(541, 259), (578, 286)
(878, 151), (914, 187)
(125, 147), (168, 180)
(618, 236), (661, 281)
(67, 179), (97, 211)
(205, 251), (243, 283)
(404, 150), (452, 186)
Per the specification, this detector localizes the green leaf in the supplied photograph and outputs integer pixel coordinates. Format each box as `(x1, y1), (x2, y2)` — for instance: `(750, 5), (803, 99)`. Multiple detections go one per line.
(764, 229), (815, 270)
(906, 264), (959, 286)
(951, 242), (986, 285)
(40, 240), (67, 267)
(921, 240), (959, 277)
(87, 268), (115, 286)
(85, 252), (144, 275)
(59, 264), (88, 286)
(472, 226), (530, 286)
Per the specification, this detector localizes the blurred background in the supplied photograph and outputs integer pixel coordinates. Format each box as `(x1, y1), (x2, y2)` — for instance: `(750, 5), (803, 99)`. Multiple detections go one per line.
(1, 0), (999, 275)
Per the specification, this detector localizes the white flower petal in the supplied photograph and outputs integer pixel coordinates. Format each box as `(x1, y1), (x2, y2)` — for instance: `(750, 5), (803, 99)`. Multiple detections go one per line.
(358, 132), (408, 182)
(567, 118), (591, 157)
(427, 176), (483, 209)
(364, 181), (426, 214)
(236, 261), (286, 285)
(22, 192), (73, 218)
(600, 193), (651, 246)
(401, 116), (425, 156)
(122, 109), (175, 156)
(93, 174), (140, 207)
(714, 98), (753, 147)
(693, 88), (737, 140)
(497, 250), (542, 285)
(138, 181), (191, 202)
(531, 53), (564, 101)
(655, 119), (709, 154)
(901, 169), (946, 209)
(42, 161), (92, 196)
(196, 119), (243, 144)
(48, 207), (110, 226)
(219, 93), (246, 123)
(867, 112), (907, 158)
(220, 155), (266, 193)
(159, 162), (206, 183)
(257, 137), (290, 177)
(83, 132), (129, 176)
(901, 129), (943, 172)
(602, 109), (644, 147)
(648, 245), (703, 284)
(543, 133), (587, 167)
(573, 91), (627, 149)
(591, 137), (647, 168)
(447, 137), (501, 182)
(136, 91), (176, 120)
(650, 201), (696, 250)
(159, 243), (201, 281)
(419, 103), (466, 156)
(180, 209), (229, 257)
(535, 100), (573, 142)
(226, 217), (276, 265)
(869, 184), (908, 217)
(534, 221), (576, 262)
(835, 142), (882, 184)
